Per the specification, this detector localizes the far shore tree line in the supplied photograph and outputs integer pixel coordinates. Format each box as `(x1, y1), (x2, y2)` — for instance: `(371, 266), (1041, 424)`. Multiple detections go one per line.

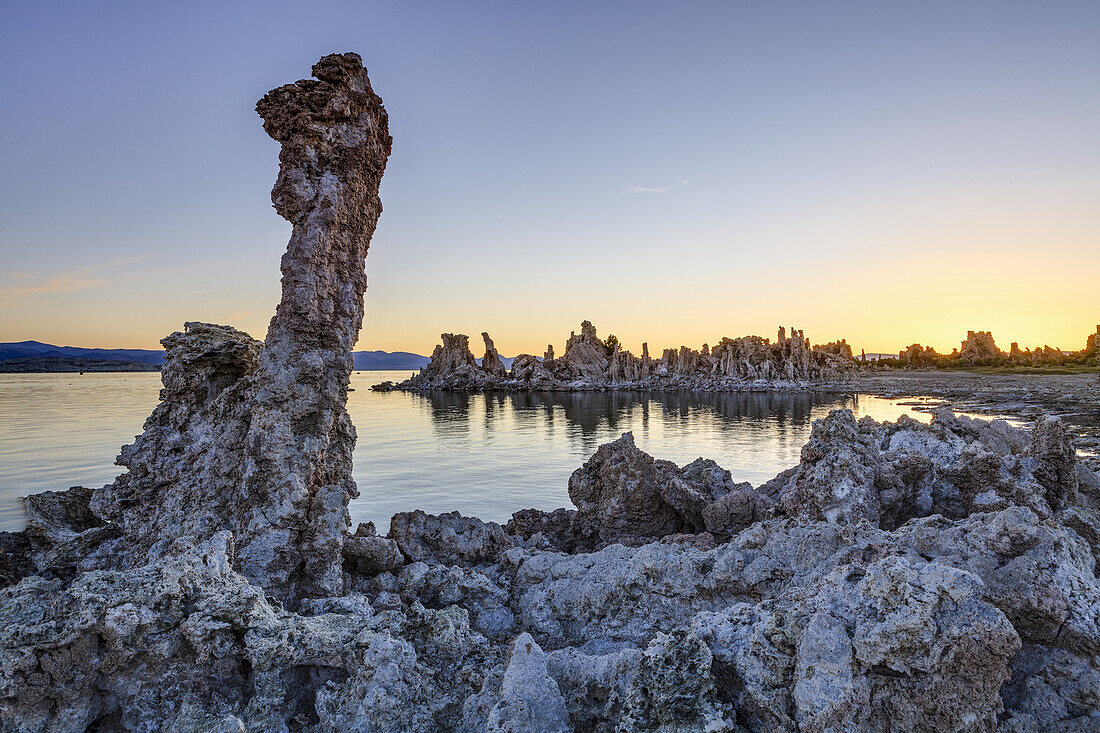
(855, 326), (1100, 371)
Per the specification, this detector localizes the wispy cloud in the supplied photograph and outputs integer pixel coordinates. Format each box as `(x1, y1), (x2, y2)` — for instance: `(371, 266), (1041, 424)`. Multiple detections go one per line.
(618, 179), (692, 196)
(621, 185), (670, 195)
(230, 311), (254, 320)
(0, 274), (106, 301)
(0, 256), (152, 306)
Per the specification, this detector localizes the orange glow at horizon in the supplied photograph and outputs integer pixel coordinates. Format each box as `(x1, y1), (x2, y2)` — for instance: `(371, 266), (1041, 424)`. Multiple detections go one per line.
(2, 3), (1098, 367)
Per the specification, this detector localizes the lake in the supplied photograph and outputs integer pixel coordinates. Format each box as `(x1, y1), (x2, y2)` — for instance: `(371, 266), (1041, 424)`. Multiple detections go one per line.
(0, 371), (938, 533)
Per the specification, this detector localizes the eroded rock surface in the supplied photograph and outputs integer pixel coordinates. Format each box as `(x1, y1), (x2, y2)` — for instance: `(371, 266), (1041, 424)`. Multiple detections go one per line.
(1, 50), (389, 604)
(959, 329), (1005, 363)
(389, 321), (856, 392)
(812, 338), (854, 360)
(505, 433), (773, 552)
(481, 332), (508, 379)
(85, 53), (393, 604)
(4, 404), (1100, 730)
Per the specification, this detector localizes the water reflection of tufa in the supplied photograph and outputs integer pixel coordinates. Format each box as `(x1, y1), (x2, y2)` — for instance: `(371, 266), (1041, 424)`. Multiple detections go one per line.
(421, 389), (854, 446)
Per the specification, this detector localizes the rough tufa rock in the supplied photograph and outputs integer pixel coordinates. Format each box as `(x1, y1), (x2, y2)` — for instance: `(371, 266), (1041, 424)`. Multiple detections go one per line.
(421, 333), (481, 382)
(899, 342), (941, 365)
(1086, 324), (1100, 354)
(959, 329), (1004, 363)
(92, 52), (390, 604)
(762, 407), (1084, 529)
(343, 522), (404, 575)
(396, 320), (856, 392)
(507, 432), (774, 551)
(812, 338), (854, 360)
(560, 320), (610, 381)
(487, 634), (571, 733)
(481, 332), (507, 378)
(5, 400), (1100, 730)
(388, 509), (512, 566)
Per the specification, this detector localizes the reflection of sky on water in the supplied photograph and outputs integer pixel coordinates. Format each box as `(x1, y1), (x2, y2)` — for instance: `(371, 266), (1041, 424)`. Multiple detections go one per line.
(0, 371), (930, 532)
(351, 374), (929, 531)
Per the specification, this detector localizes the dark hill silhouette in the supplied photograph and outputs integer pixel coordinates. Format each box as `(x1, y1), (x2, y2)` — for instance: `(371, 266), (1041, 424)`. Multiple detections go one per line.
(0, 340), (448, 372)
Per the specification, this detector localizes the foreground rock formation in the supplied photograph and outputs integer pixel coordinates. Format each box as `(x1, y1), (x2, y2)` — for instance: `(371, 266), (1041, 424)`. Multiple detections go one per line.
(382, 322), (856, 392)
(83, 53), (393, 605)
(2, 54), (1099, 733)
(4, 400), (1099, 730)
(1, 52), (389, 590)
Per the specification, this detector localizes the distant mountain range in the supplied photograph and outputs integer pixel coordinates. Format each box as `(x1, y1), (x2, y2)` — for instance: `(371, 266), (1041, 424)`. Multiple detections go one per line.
(0, 340), (518, 373)
(352, 350), (431, 371)
(0, 340), (168, 365)
(0, 340), (438, 372)
(0, 357), (162, 373)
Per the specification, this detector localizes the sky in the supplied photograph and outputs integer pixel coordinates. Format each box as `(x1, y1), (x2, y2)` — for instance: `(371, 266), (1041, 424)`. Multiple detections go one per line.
(1, 1), (1098, 357)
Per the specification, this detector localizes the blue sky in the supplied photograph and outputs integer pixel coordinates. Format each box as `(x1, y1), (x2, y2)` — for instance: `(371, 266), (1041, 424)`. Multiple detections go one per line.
(1, 1), (1098, 355)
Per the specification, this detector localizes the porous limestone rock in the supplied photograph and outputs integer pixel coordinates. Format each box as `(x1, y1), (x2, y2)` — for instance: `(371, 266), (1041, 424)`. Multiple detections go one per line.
(1028, 417), (1080, 509)
(389, 510), (512, 567)
(417, 333), (483, 386)
(760, 408), (1085, 531)
(487, 634), (571, 733)
(694, 556), (1020, 733)
(343, 521), (404, 575)
(898, 342), (941, 365)
(481, 332), (508, 378)
(812, 338), (854, 360)
(4, 406), (1099, 730)
(393, 320), (856, 392)
(22, 485), (118, 581)
(0, 531), (506, 732)
(767, 408), (886, 526)
(959, 330), (1004, 363)
(505, 507), (580, 552)
(508, 353), (555, 387)
(566, 432), (683, 549)
(88, 53), (392, 603)
(509, 432), (773, 552)
(701, 482), (773, 538)
(1087, 325), (1100, 354)
(406, 332), (517, 389)
(559, 320), (610, 382)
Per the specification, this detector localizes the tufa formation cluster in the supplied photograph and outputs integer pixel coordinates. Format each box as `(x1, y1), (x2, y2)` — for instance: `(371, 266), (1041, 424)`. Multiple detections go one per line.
(384, 322), (855, 392)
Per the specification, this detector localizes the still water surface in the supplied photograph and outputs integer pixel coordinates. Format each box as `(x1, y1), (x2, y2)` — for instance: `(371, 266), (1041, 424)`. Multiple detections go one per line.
(0, 371), (936, 532)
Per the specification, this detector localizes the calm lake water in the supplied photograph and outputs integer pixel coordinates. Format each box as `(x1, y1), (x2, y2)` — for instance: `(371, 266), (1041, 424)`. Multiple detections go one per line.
(0, 371), (938, 532)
